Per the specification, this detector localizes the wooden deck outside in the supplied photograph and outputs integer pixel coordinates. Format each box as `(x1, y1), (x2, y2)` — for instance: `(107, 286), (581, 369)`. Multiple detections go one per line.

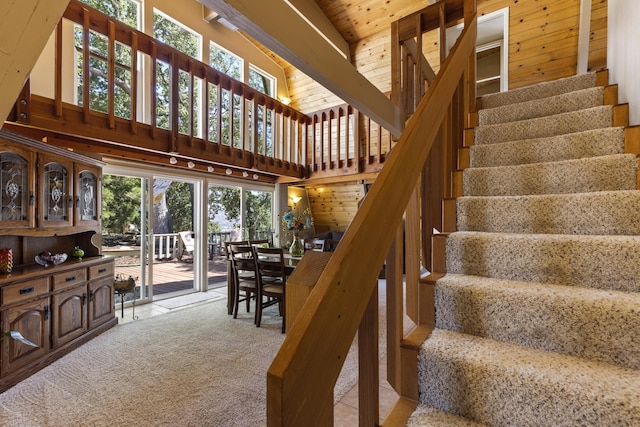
(112, 254), (228, 299)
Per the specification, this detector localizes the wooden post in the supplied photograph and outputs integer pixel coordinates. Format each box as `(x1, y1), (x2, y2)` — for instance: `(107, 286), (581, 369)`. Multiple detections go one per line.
(358, 283), (379, 426)
(284, 251), (332, 331)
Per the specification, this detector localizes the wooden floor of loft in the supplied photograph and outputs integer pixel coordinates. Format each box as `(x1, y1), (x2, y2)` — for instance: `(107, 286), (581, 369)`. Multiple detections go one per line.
(113, 255), (228, 298)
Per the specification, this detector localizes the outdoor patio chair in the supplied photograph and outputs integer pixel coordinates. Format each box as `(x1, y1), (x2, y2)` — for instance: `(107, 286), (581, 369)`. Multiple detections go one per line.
(178, 231), (195, 261)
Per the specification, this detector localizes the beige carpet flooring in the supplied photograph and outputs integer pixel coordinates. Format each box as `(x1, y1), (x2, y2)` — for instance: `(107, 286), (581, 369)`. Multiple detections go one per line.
(0, 281), (405, 426)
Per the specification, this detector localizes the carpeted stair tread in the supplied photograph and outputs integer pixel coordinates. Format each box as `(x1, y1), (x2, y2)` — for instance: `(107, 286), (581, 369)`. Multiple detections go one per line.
(463, 153), (637, 196)
(446, 231), (640, 292)
(474, 105), (613, 145)
(456, 190), (640, 234)
(469, 127), (625, 168)
(417, 329), (640, 426)
(480, 72), (597, 109)
(478, 86), (604, 126)
(435, 274), (640, 369)
(407, 405), (487, 427)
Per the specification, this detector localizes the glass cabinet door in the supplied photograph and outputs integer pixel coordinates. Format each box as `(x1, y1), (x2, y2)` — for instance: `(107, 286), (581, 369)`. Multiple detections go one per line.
(75, 164), (100, 226)
(0, 147), (35, 228)
(39, 154), (73, 228)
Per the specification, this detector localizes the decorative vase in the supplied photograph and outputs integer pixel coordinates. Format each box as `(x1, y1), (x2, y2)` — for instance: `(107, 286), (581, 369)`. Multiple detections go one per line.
(289, 234), (304, 257)
(0, 248), (13, 273)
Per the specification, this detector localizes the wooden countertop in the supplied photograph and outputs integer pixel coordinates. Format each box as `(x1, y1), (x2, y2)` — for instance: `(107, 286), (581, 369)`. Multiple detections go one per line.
(0, 256), (112, 286)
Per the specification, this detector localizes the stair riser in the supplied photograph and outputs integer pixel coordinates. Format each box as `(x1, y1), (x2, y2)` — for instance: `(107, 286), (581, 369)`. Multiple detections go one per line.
(446, 232), (640, 292)
(457, 191), (640, 235)
(480, 72), (597, 109)
(419, 334), (640, 426)
(476, 106), (614, 145)
(469, 127), (625, 168)
(479, 87), (604, 126)
(463, 154), (638, 196)
(435, 275), (640, 369)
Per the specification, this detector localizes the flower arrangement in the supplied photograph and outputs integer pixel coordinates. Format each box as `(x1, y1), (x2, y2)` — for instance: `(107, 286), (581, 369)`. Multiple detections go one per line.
(281, 206), (313, 256)
(281, 207), (313, 234)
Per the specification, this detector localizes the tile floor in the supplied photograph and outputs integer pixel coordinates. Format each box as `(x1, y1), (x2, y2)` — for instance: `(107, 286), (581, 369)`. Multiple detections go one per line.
(117, 287), (399, 424)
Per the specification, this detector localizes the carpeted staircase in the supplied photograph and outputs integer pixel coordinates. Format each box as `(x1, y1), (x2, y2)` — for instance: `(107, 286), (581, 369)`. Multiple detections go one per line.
(406, 72), (640, 426)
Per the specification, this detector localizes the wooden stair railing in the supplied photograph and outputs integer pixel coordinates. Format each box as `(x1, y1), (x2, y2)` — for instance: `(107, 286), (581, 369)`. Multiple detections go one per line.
(266, 0), (477, 423)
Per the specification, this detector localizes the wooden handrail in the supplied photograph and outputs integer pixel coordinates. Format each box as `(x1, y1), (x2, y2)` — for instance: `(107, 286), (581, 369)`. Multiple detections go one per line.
(266, 8), (477, 425)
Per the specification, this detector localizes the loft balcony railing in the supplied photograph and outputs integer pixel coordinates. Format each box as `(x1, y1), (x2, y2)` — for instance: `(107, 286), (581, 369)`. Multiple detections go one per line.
(9, 0), (398, 182)
(11, 0), (308, 179)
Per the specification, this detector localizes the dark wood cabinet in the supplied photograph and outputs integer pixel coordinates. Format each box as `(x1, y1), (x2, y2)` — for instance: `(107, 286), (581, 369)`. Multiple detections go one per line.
(1, 295), (51, 375)
(0, 144), (36, 229)
(52, 283), (88, 348)
(88, 262), (115, 329)
(38, 153), (74, 229)
(0, 129), (116, 392)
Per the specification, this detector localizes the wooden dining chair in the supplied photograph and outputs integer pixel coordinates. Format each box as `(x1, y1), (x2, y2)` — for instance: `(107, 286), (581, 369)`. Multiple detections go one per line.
(229, 244), (258, 320)
(223, 240), (248, 315)
(253, 246), (287, 333)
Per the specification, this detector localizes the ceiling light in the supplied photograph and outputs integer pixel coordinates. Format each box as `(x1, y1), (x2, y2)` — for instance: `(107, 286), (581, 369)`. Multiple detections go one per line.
(187, 161), (195, 169)
(226, 168), (232, 175)
(253, 174), (259, 180)
(242, 171), (249, 178)
(169, 157), (177, 165)
(208, 166), (214, 173)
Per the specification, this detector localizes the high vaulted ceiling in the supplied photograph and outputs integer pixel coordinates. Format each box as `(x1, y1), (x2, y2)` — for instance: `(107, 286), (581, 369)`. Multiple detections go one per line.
(201, 0), (438, 137)
(315, 0), (435, 45)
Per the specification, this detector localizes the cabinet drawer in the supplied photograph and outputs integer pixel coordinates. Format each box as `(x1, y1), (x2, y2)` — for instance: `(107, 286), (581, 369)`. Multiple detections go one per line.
(88, 262), (114, 280)
(2, 277), (49, 305)
(52, 268), (87, 291)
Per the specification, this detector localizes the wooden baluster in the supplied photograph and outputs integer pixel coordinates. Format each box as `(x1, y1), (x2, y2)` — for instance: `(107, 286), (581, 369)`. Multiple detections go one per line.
(150, 41), (157, 140)
(82, 7), (90, 124)
(385, 224), (404, 391)
(55, 21), (63, 118)
(358, 282), (379, 426)
(130, 32), (138, 135)
(170, 52), (178, 152)
(107, 20), (116, 129)
(216, 82), (222, 145)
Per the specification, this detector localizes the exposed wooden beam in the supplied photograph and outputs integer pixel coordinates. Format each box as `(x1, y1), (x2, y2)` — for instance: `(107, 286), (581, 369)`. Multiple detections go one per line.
(0, 0), (69, 123)
(286, 0), (350, 59)
(199, 0), (404, 137)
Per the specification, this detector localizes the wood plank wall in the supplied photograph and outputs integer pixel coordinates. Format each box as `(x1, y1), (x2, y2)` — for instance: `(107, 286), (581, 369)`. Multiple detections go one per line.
(305, 182), (366, 233)
(283, 0), (607, 233)
(286, 0), (607, 113)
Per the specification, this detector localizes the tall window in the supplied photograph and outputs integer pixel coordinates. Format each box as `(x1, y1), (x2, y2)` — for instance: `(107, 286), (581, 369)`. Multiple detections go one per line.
(248, 65), (275, 97)
(210, 43), (242, 81)
(79, 0), (140, 29)
(153, 10), (202, 135)
(75, 0), (140, 118)
(248, 66), (276, 155)
(209, 43), (243, 147)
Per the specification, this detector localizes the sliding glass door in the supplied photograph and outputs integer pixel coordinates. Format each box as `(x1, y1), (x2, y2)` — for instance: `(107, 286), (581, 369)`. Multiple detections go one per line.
(102, 169), (199, 307)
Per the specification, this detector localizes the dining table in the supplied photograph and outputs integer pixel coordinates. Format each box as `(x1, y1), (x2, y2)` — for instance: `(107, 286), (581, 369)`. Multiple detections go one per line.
(225, 248), (299, 315)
